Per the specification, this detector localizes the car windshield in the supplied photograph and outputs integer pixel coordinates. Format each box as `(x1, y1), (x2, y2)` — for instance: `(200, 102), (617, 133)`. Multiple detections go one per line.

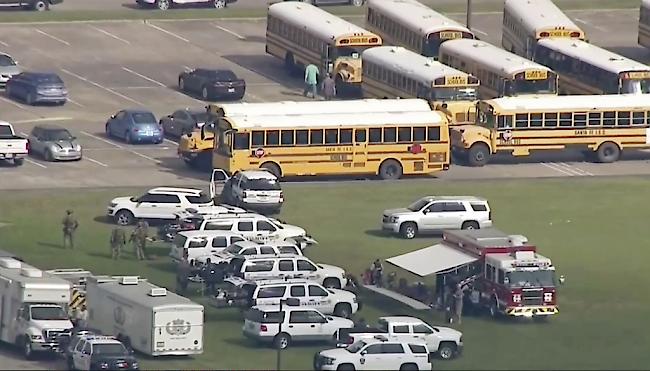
(190, 112), (210, 123)
(211, 70), (237, 81)
(506, 270), (556, 288)
(246, 178), (281, 191)
(346, 340), (368, 353)
(44, 129), (73, 141)
(407, 199), (430, 212)
(132, 112), (156, 124)
(225, 244), (243, 254)
(93, 343), (128, 355)
(30, 306), (68, 320)
(0, 54), (16, 67)
(267, 218), (284, 229)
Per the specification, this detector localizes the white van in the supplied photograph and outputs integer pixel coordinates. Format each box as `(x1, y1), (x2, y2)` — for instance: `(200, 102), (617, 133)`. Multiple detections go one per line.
(170, 230), (247, 264)
(213, 169), (284, 213)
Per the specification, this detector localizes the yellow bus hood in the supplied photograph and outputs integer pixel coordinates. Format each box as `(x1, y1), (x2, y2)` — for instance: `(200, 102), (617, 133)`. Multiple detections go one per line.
(450, 124), (491, 148)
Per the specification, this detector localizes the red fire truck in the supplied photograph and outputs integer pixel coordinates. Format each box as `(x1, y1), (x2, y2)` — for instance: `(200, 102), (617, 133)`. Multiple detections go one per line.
(442, 229), (558, 318)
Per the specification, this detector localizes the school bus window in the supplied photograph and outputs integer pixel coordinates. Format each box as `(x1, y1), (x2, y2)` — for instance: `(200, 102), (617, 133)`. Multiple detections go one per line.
(340, 129), (353, 144)
(413, 127), (426, 142)
(310, 129), (324, 145)
(383, 127), (397, 142)
(369, 128), (382, 143)
(296, 130), (309, 145)
(603, 111), (616, 126)
(252, 131), (264, 146)
(544, 112), (558, 127)
(355, 129), (366, 143)
(515, 113), (528, 128)
(427, 127), (440, 141)
(266, 130), (280, 146)
(281, 130), (294, 146)
(617, 111), (631, 126)
(588, 112), (601, 126)
(559, 113), (572, 127)
(398, 127), (412, 143)
(632, 112), (645, 125)
(530, 113), (543, 127)
(574, 113), (587, 127)
(234, 133), (249, 150)
(325, 129), (338, 144)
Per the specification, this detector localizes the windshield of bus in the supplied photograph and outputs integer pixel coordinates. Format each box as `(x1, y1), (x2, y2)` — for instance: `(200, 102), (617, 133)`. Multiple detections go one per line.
(621, 78), (650, 94)
(476, 104), (496, 128)
(431, 87), (478, 101)
(506, 270), (556, 288)
(509, 77), (557, 96)
(334, 45), (371, 59)
(30, 305), (68, 320)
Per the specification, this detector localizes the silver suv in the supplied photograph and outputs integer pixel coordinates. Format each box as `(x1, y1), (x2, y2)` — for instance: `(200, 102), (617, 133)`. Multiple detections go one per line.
(382, 196), (492, 239)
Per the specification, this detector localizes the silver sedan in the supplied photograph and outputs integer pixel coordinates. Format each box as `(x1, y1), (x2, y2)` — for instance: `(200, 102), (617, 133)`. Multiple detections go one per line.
(28, 124), (82, 161)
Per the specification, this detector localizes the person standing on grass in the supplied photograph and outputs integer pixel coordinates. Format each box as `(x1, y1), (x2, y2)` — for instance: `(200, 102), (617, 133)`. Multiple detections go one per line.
(130, 221), (148, 260)
(62, 210), (78, 249)
(110, 227), (126, 260)
(303, 63), (319, 99)
(453, 284), (464, 324)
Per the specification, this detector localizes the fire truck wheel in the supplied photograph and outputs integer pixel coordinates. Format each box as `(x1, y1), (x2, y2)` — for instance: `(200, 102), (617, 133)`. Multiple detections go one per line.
(399, 222), (417, 239)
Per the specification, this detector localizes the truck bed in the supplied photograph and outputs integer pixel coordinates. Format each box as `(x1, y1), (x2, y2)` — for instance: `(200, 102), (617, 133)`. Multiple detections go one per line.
(336, 326), (386, 344)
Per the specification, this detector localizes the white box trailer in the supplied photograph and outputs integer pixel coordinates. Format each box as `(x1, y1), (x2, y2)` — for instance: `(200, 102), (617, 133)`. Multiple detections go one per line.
(0, 258), (73, 359)
(86, 275), (204, 356)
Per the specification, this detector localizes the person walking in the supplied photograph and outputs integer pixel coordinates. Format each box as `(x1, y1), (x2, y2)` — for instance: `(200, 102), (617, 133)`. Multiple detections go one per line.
(176, 259), (191, 295)
(61, 210), (79, 249)
(453, 284), (464, 325)
(303, 63), (319, 99)
(371, 259), (384, 287)
(200, 258), (219, 295)
(130, 221), (148, 260)
(110, 227), (126, 260)
(322, 73), (336, 100)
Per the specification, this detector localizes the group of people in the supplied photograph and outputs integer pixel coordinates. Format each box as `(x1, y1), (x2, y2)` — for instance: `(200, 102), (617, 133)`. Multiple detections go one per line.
(303, 63), (336, 100)
(176, 257), (228, 296)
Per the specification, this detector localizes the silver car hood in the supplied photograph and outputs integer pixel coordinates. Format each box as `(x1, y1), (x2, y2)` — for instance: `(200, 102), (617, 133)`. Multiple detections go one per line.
(0, 65), (21, 76)
(47, 139), (78, 149)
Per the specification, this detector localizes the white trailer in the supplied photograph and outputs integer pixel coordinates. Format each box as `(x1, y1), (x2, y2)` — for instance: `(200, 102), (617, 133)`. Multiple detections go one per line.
(0, 258), (74, 359)
(85, 276), (204, 356)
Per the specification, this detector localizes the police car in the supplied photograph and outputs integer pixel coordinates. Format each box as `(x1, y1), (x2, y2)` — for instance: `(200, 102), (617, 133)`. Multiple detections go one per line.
(66, 334), (138, 371)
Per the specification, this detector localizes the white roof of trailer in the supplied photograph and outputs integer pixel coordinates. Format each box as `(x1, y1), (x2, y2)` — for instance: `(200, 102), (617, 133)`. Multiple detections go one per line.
(387, 243), (478, 277)
(225, 110), (446, 129)
(0, 258), (71, 287)
(504, 0), (582, 34)
(268, 2), (376, 42)
(440, 39), (553, 75)
(537, 39), (650, 74)
(362, 46), (476, 85)
(213, 99), (433, 117)
(485, 94), (650, 112)
(92, 278), (203, 310)
(367, 0), (471, 36)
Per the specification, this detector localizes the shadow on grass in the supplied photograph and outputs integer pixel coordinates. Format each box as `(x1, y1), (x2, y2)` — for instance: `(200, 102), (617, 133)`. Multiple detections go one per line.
(37, 241), (64, 249)
(93, 216), (114, 225)
(148, 260), (176, 274)
(364, 229), (390, 238)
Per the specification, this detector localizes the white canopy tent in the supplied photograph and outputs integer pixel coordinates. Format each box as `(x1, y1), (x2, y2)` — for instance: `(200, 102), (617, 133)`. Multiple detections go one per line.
(386, 243), (478, 277)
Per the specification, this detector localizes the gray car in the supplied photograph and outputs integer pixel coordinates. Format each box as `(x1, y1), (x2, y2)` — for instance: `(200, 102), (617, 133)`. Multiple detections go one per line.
(0, 53), (21, 89)
(28, 125), (82, 161)
(159, 109), (211, 138)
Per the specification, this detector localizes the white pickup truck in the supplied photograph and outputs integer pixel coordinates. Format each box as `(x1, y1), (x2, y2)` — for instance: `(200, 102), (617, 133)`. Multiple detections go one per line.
(0, 121), (28, 166)
(338, 316), (463, 360)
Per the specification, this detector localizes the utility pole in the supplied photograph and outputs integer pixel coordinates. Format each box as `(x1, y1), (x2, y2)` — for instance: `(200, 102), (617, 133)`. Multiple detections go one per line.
(466, 0), (473, 29)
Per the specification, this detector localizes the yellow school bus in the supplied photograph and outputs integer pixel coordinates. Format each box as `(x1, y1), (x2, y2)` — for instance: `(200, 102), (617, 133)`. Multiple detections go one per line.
(639, 0), (650, 48)
(501, 0), (586, 59)
(212, 110), (450, 179)
(534, 38), (650, 95)
(451, 94), (650, 166)
(365, 0), (474, 58)
(439, 39), (558, 99)
(361, 46), (479, 124)
(266, 2), (382, 95)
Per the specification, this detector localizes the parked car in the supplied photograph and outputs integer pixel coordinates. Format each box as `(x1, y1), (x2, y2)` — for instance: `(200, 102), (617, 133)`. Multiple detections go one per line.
(0, 53), (20, 89)
(66, 333), (139, 371)
(382, 196), (492, 239)
(0, 120), (28, 166)
(178, 68), (245, 101)
(283, 0), (363, 6)
(159, 108), (211, 138)
(105, 109), (163, 144)
(0, 0), (63, 11)
(169, 230), (247, 264)
(135, 0), (236, 10)
(215, 169), (284, 213)
(28, 125), (81, 161)
(5, 72), (67, 105)
(200, 240), (303, 265)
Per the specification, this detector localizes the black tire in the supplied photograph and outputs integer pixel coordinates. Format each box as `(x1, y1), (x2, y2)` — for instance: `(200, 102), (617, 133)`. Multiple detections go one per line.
(351, 0), (363, 6)
(105, 123), (112, 138)
(337, 364), (355, 371)
(125, 132), (133, 144)
(201, 86), (210, 100)
(437, 342), (456, 360)
(33, 0), (49, 11)
(115, 210), (135, 226)
(22, 337), (34, 360)
(333, 303), (352, 318)
(273, 333), (291, 350)
(156, 0), (170, 10)
(260, 162), (282, 178)
(13, 158), (24, 166)
(178, 77), (185, 91)
(378, 159), (403, 180)
(213, 0), (226, 8)
(44, 149), (54, 162)
(399, 222), (417, 239)
(467, 143), (489, 166)
(461, 221), (479, 230)
(595, 141), (620, 163)
(399, 363), (419, 371)
(323, 278), (341, 289)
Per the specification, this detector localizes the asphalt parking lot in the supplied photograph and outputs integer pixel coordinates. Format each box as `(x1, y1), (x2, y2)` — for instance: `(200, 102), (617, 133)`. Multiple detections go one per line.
(0, 8), (649, 191)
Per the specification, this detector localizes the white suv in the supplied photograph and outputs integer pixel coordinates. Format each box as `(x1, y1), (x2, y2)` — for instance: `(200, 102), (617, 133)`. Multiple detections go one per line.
(169, 230), (247, 264)
(314, 337), (432, 371)
(382, 196), (492, 239)
(108, 187), (235, 225)
(230, 256), (348, 289)
(199, 240), (303, 265)
(217, 169), (284, 213)
(243, 306), (354, 349)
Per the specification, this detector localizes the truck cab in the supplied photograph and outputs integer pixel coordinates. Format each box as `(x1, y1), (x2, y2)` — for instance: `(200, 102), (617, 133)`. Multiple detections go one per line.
(16, 303), (73, 358)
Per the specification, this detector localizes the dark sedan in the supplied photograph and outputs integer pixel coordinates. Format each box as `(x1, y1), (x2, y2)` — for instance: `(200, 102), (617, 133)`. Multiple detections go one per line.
(6, 72), (67, 105)
(159, 109), (212, 138)
(178, 68), (245, 101)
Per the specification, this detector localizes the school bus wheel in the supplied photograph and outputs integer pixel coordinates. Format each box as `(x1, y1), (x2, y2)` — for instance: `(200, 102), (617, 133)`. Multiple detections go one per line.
(378, 159), (403, 180)
(596, 142), (620, 163)
(467, 143), (490, 167)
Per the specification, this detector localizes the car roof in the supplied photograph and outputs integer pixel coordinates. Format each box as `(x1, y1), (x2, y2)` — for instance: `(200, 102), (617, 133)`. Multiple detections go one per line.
(417, 196), (488, 203)
(243, 255), (309, 263)
(122, 109), (155, 114)
(197, 68), (233, 74)
(177, 230), (244, 238)
(148, 187), (204, 195)
(33, 124), (67, 131)
(254, 279), (315, 287)
(252, 304), (322, 313)
(202, 213), (264, 221)
(239, 170), (278, 180)
(79, 335), (123, 345)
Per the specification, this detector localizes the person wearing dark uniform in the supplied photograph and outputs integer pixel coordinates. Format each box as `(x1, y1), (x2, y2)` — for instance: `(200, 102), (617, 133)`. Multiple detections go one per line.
(176, 259), (191, 294)
(130, 221), (148, 260)
(371, 259), (384, 287)
(110, 227), (126, 260)
(453, 284), (465, 324)
(62, 210), (79, 249)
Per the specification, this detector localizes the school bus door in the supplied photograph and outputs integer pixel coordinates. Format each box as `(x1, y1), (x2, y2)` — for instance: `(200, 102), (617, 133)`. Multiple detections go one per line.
(353, 128), (368, 168)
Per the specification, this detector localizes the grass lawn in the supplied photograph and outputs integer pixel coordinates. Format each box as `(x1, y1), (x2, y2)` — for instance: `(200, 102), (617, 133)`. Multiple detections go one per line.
(0, 177), (649, 369)
(0, 0), (639, 23)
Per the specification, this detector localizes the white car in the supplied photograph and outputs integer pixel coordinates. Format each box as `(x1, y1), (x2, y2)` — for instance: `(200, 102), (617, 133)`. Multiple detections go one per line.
(243, 305), (354, 349)
(169, 230), (247, 264)
(216, 169), (284, 213)
(107, 187), (237, 225)
(315, 337), (432, 371)
(197, 240), (303, 265)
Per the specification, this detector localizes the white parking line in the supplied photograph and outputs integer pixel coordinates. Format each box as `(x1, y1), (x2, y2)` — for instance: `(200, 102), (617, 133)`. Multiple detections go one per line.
(61, 68), (144, 106)
(163, 138), (177, 145)
(473, 28), (489, 36)
(19, 132), (29, 137)
(212, 24), (246, 40)
(67, 98), (84, 107)
(541, 162), (593, 176)
(555, 162), (594, 176)
(574, 18), (607, 32)
(145, 22), (189, 43)
(13, 117), (73, 124)
(80, 130), (123, 149)
(35, 29), (70, 46)
(121, 67), (167, 88)
(84, 156), (108, 167)
(128, 150), (161, 163)
(0, 96), (30, 111)
(0, 40), (8, 47)
(25, 158), (47, 169)
(89, 25), (131, 45)
(182, 65), (192, 71)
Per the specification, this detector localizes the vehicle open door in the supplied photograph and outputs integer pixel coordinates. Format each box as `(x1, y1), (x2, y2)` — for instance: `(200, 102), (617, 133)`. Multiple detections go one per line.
(210, 168), (230, 200)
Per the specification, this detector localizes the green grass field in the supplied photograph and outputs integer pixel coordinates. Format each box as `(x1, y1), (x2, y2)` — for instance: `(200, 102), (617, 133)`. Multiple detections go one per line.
(0, 177), (649, 369)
